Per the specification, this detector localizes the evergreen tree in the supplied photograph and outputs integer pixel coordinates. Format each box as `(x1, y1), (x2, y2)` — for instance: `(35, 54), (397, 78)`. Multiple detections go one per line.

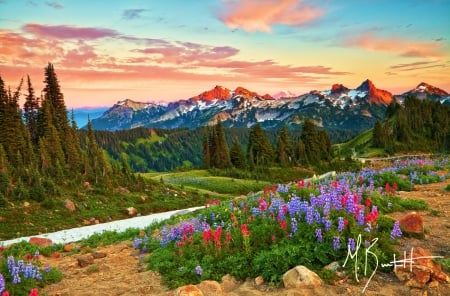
(23, 75), (40, 145)
(86, 118), (108, 184)
(300, 119), (320, 164)
(202, 129), (211, 169)
(276, 126), (293, 166)
(372, 120), (384, 148)
(212, 120), (231, 169)
(247, 124), (273, 170)
(229, 139), (246, 169)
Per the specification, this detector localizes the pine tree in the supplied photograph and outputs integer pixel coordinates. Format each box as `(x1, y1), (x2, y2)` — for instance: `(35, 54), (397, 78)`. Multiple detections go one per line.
(247, 124), (273, 170)
(202, 128), (211, 169)
(300, 119), (320, 165)
(372, 120), (384, 148)
(23, 75), (40, 145)
(229, 139), (246, 169)
(212, 120), (231, 169)
(86, 118), (108, 184)
(276, 126), (293, 166)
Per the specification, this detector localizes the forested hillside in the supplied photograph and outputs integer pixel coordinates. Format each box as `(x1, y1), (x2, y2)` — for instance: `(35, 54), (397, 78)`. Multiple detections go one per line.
(0, 64), (133, 202)
(372, 96), (450, 153)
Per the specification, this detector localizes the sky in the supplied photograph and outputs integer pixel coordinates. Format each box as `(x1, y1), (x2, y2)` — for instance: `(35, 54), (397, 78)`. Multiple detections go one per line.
(0, 0), (449, 108)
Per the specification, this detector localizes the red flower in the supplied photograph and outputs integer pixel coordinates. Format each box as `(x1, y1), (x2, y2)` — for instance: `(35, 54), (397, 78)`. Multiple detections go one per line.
(241, 224), (250, 236)
(25, 253), (33, 261)
(279, 220), (287, 230)
(365, 198), (371, 208)
(2, 291), (10, 296)
(297, 180), (304, 189)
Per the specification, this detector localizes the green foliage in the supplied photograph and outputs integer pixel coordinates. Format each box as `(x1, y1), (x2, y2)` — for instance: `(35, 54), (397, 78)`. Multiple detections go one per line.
(80, 228), (141, 248)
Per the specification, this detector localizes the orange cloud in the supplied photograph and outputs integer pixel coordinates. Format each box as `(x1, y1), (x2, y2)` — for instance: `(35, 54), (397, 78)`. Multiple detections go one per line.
(219, 0), (324, 32)
(343, 32), (444, 58)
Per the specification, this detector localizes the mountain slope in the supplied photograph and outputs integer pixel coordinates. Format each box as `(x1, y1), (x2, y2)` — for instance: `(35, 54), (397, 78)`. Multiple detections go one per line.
(396, 82), (450, 106)
(90, 80), (395, 133)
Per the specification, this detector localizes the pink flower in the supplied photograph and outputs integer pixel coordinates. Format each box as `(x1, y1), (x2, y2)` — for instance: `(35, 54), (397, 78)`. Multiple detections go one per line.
(28, 289), (39, 296)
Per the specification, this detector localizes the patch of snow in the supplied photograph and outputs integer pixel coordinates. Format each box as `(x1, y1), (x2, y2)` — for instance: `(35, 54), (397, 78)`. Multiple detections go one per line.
(0, 207), (204, 247)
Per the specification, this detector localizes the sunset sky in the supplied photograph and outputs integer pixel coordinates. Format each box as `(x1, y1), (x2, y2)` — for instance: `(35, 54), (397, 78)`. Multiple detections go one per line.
(1, 0), (449, 108)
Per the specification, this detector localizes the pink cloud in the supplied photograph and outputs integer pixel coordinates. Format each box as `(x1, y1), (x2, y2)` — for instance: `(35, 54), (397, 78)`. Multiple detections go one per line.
(22, 23), (119, 39)
(219, 0), (324, 32)
(343, 32), (444, 58)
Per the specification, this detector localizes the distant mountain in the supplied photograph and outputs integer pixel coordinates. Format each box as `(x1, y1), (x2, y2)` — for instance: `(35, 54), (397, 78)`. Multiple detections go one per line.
(72, 107), (108, 127)
(272, 90), (297, 99)
(90, 80), (448, 134)
(395, 82), (450, 106)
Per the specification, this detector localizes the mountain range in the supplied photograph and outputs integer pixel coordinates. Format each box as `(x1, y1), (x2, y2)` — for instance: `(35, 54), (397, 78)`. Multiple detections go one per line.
(89, 80), (450, 135)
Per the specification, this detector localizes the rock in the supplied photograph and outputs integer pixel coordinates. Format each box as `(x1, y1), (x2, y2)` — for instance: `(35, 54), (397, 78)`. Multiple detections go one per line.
(399, 212), (424, 235)
(77, 254), (94, 267)
(92, 252), (107, 259)
(324, 261), (341, 272)
(221, 274), (240, 292)
(127, 207), (138, 216)
(254, 276), (264, 286)
(63, 244), (74, 252)
(23, 201), (30, 207)
(65, 199), (76, 212)
(197, 280), (222, 295)
(283, 265), (323, 288)
(29, 237), (53, 247)
(394, 247), (450, 289)
(173, 284), (204, 296)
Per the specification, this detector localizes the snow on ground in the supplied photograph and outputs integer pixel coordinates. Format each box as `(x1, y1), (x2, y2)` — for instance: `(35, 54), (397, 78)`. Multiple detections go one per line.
(0, 206), (204, 247)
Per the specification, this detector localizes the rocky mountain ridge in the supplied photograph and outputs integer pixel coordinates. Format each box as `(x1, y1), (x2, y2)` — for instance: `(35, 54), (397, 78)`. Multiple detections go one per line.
(90, 80), (449, 132)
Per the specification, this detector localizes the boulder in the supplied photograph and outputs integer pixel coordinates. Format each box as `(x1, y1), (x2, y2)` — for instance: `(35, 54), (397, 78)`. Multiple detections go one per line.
(399, 212), (424, 235)
(173, 284), (203, 296)
(29, 237), (53, 247)
(77, 254), (94, 267)
(92, 252), (107, 259)
(197, 280), (222, 295)
(283, 265), (323, 288)
(394, 247), (450, 288)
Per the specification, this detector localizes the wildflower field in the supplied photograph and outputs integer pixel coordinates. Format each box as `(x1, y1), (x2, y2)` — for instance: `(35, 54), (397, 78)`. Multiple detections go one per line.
(134, 157), (449, 289)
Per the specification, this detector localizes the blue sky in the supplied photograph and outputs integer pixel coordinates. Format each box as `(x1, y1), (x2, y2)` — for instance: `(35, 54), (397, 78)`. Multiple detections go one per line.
(1, 0), (449, 107)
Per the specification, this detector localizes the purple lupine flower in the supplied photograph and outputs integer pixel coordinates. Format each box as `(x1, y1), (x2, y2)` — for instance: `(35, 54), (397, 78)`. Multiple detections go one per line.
(12, 266), (21, 284)
(44, 264), (51, 273)
(315, 228), (323, 242)
(345, 197), (355, 214)
(7, 256), (15, 273)
(133, 237), (143, 249)
(364, 223), (372, 233)
(287, 196), (301, 216)
(357, 206), (365, 226)
(348, 238), (356, 252)
(24, 263), (34, 279)
(337, 217), (345, 232)
(305, 206), (314, 225)
(195, 265), (203, 276)
(291, 217), (298, 234)
(324, 219), (332, 232)
(333, 236), (341, 250)
(390, 221), (403, 239)
(0, 273), (5, 293)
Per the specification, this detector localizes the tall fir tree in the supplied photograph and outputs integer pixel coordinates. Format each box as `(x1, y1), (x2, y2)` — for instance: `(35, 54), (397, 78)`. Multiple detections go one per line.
(276, 126), (293, 166)
(229, 139), (246, 169)
(23, 75), (40, 145)
(247, 124), (273, 170)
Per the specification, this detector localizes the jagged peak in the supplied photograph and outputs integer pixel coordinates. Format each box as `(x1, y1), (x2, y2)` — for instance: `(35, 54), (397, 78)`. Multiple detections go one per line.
(413, 82), (448, 96)
(330, 83), (349, 94)
(356, 79), (376, 92)
(190, 85), (232, 102)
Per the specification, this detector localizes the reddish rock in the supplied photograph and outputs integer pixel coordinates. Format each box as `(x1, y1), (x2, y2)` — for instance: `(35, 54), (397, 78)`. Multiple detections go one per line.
(65, 199), (76, 212)
(394, 247), (450, 288)
(77, 254), (94, 267)
(63, 244), (74, 252)
(92, 252), (107, 259)
(399, 212), (424, 235)
(196, 280), (222, 295)
(29, 237), (53, 247)
(173, 284), (203, 296)
(356, 79), (392, 105)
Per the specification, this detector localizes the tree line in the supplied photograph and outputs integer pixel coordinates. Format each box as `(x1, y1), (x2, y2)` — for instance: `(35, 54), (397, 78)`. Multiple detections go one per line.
(203, 118), (334, 172)
(0, 64), (132, 202)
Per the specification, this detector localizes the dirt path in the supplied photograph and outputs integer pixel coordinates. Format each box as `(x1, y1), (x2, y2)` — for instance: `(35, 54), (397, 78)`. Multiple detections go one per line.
(42, 179), (450, 296)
